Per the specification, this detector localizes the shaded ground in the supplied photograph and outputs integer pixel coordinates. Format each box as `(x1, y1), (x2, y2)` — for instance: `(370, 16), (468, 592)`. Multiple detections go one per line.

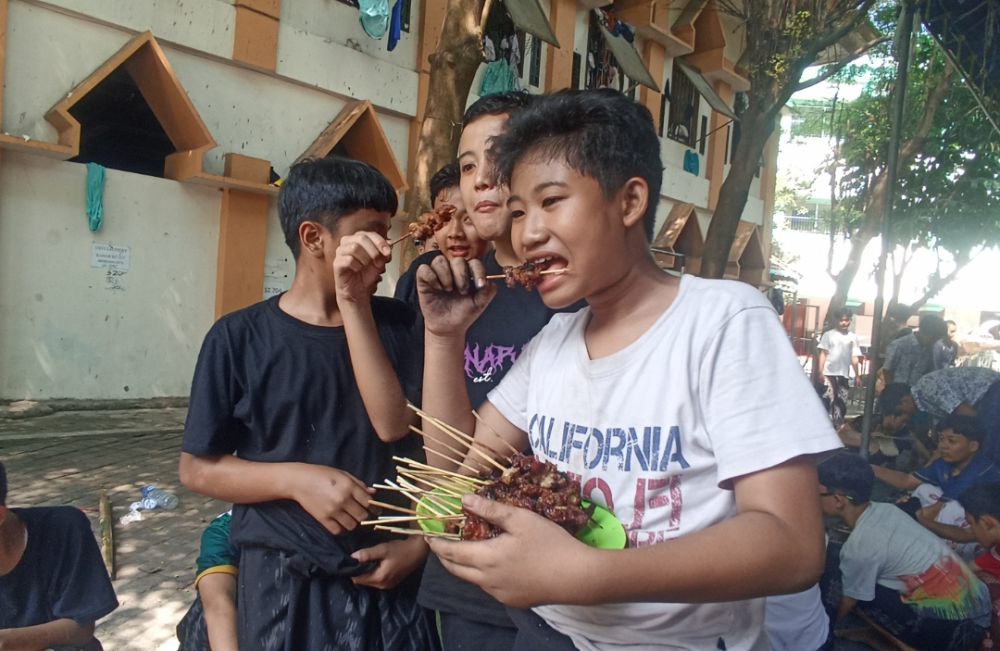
(0, 407), (224, 651)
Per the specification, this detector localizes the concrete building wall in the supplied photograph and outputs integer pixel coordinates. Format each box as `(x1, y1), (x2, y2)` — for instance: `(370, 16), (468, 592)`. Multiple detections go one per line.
(0, 152), (220, 399)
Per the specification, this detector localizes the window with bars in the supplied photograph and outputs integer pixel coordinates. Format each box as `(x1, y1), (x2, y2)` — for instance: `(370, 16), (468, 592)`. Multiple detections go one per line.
(584, 11), (630, 93)
(666, 60), (699, 147)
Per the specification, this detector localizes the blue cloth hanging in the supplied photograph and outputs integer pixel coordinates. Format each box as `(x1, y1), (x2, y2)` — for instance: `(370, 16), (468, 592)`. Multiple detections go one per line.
(388, 0), (402, 51)
(683, 150), (699, 176)
(85, 163), (106, 232)
(359, 0), (390, 39)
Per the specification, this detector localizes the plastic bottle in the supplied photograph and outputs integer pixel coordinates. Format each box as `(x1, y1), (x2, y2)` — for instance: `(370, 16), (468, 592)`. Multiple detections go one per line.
(140, 485), (179, 510)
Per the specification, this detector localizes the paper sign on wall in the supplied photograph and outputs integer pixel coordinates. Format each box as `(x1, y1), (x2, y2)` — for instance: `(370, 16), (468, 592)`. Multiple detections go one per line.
(91, 243), (131, 271)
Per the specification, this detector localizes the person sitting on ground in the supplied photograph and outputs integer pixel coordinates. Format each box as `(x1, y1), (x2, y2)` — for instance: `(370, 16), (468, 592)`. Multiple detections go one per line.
(817, 308), (862, 429)
(962, 483), (1000, 651)
(913, 366), (1000, 465)
(817, 452), (990, 650)
(176, 510), (239, 651)
(962, 483), (1000, 581)
(0, 461), (118, 650)
(881, 313), (948, 387)
(873, 415), (1000, 558)
(836, 383), (929, 471)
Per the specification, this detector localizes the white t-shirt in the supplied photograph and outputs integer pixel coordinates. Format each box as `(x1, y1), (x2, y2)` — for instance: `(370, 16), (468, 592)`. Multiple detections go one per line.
(764, 586), (829, 651)
(840, 502), (990, 624)
(817, 329), (861, 378)
(489, 275), (841, 651)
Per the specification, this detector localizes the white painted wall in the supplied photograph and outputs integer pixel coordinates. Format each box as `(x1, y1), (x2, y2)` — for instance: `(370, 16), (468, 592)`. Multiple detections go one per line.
(0, 153), (220, 399)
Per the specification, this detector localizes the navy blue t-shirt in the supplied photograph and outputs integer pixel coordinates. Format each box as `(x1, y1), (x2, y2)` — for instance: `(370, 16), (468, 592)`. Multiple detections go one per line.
(403, 250), (584, 626)
(181, 294), (422, 565)
(0, 507), (118, 629)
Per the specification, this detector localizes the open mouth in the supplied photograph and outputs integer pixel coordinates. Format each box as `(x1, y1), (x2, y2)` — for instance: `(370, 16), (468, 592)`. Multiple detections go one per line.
(529, 256), (567, 273)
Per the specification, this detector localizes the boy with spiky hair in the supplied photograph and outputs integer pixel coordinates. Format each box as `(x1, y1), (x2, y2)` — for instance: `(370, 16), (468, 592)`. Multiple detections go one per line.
(0, 461), (118, 650)
(179, 157), (438, 650)
(416, 89), (842, 649)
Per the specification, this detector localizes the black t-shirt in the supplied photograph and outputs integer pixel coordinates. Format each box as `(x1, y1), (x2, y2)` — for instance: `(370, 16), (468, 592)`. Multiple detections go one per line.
(0, 507), (118, 629)
(181, 295), (422, 570)
(408, 250), (583, 626)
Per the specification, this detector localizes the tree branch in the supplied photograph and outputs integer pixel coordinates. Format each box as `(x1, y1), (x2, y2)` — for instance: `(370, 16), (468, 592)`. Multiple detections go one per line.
(908, 252), (976, 313)
(794, 36), (890, 92)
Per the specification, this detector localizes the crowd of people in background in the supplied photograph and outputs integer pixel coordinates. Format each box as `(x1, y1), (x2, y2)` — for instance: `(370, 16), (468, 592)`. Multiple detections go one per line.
(816, 304), (1000, 649)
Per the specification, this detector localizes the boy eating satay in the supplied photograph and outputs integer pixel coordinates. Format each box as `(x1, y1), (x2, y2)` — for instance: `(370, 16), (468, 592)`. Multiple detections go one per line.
(416, 89), (842, 650)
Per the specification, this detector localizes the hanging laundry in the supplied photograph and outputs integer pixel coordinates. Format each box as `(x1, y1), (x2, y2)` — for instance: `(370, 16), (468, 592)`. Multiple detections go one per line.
(359, 0), (390, 39)
(85, 163), (106, 233)
(484, 35), (497, 62)
(387, 0), (403, 50)
(508, 34), (520, 71)
(683, 150), (700, 176)
(480, 59), (518, 96)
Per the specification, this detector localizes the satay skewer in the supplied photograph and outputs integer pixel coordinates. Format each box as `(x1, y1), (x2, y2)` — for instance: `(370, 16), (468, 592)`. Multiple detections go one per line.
(391, 456), (489, 485)
(397, 469), (468, 498)
(484, 268), (566, 281)
(395, 477), (457, 515)
(367, 499), (420, 516)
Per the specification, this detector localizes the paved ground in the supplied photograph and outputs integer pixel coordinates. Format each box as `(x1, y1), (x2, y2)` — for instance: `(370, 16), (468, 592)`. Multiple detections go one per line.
(1, 406), (224, 651)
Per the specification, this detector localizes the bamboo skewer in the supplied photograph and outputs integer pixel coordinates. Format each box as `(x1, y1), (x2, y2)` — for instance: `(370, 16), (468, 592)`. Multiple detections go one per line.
(368, 499), (420, 516)
(374, 524), (461, 540)
(391, 456), (487, 485)
(472, 409), (523, 457)
(396, 477), (458, 514)
(420, 442), (485, 476)
(484, 268), (566, 281)
(409, 406), (508, 471)
(389, 232), (412, 247)
(387, 478), (453, 516)
(361, 513), (465, 526)
(397, 470), (468, 499)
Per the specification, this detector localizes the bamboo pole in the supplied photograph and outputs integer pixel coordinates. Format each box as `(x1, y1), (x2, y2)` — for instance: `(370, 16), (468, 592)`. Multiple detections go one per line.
(98, 491), (115, 580)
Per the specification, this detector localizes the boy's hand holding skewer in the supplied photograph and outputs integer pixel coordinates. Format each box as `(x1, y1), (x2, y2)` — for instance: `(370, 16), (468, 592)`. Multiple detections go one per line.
(416, 255), (497, 337)
(334, 232), (392, 305)
(427, 494), (599, 609)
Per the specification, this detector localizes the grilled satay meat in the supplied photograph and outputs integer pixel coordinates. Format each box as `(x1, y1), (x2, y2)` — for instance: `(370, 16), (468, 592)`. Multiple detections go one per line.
(460, 454), (592, 541)
(502, 262), (542, 290)
(407, 204), (457, 241)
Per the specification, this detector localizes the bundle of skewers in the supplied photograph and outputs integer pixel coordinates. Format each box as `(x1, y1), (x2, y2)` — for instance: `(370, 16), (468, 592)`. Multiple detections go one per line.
(365, 405), (593, 541)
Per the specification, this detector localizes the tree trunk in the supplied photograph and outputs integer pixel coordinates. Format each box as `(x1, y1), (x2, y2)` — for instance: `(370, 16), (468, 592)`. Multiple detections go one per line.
(399, 0), (484, 269)
(908, 253), (973, 313)
(701, 110), (775, 278)
(824, 63), (955, 327)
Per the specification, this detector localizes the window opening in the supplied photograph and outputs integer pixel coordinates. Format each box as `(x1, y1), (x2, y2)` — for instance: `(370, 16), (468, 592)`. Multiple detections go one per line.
(585, 10), (629, 92)
(572, 51), (582, 90)
(666, 59), (699, 147)
(699, 115), (708, 155)
(529, 34), (542, 87)
(68, 66), (174, 178)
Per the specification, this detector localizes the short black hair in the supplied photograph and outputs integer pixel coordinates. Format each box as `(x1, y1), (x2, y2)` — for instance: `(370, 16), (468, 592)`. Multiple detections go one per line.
(278, 157), (398, 258)
(490, 89), (663, 240)
(463, 91), (534, 127)
(834, 308), (853, 320)
(917, 314), (947, 341)
(817, 452), (873, 503)
(877, 383), (912, 416)
(938, 413), (984, 442)
(962, 482), (1000, 520)
(0, 461), (7, 506)
(429, 162), (460, 206)
(887, 303), (912, 323)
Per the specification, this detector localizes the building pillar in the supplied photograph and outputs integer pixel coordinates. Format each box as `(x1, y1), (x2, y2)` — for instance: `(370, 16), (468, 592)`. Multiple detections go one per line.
(545, 0), (577, 91)
(705, 79), (733, 210)
(233, 0), (281, 71)
(215, 154), (272, 318)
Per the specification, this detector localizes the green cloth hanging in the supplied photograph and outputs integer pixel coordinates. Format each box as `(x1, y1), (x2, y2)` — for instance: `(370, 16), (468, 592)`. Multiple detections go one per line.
(480, 60), (518, 96)
(86, 163), (106, 232)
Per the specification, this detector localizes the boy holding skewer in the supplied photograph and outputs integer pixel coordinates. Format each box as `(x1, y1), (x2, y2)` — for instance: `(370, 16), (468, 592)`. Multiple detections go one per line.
(416, 89), (842, 650)
(413, 92), (589, 651)
(179, 157), (438, 650)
